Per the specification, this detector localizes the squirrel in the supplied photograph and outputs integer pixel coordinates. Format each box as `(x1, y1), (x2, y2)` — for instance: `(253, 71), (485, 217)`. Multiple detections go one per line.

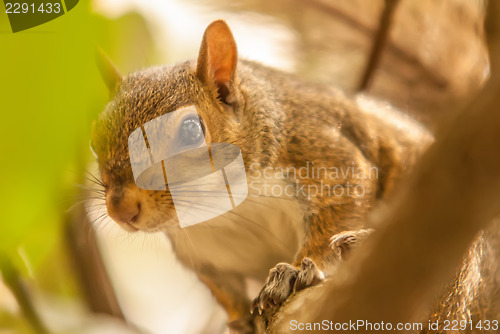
(91, 20), (437, 333)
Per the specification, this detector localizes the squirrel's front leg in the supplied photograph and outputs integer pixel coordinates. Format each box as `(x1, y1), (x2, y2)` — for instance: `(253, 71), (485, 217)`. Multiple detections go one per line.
(196, 268), (254, 333)
(251, 227), (373, 316)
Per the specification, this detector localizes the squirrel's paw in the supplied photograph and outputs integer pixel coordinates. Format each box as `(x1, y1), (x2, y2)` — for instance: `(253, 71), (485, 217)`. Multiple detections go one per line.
(292, 257), (325, 292)
(250, 258), (324, 315)
(330, 228), (374, 260)
(251, 263), (297, 315)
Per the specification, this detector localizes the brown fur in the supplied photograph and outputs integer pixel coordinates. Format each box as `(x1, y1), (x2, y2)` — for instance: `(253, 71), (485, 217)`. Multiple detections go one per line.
(92, 20), (432, 332)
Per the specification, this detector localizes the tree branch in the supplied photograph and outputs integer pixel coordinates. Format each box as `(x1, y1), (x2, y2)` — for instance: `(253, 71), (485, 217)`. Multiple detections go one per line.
(259, 2), (500, 333)
(0, 256), (49, 333)
(357, 0), (400, 91)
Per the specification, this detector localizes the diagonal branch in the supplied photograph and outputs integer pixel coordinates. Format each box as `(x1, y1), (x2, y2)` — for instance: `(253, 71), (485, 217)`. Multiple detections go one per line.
(263, 2), (500, 333)
(357, 0), (400, 91)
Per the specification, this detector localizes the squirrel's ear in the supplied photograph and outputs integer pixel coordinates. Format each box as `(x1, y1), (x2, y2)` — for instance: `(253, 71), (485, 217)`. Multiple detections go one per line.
(196, 20), (237, 104)
(95, 48), (122, 97)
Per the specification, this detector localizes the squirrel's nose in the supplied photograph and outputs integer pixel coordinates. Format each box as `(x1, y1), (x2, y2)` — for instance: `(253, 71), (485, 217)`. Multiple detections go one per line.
(106, 187), (141, 226)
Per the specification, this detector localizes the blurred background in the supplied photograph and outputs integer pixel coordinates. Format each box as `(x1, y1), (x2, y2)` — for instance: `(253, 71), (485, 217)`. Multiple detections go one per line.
(0, 0), (488, 333)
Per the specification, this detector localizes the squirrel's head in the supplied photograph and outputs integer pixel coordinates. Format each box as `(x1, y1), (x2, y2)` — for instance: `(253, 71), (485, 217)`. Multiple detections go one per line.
(91, 20), (247, 232)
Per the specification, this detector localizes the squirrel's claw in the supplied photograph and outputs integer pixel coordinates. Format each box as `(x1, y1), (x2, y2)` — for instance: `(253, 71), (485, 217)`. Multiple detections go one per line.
(251, 258), (325, 316)
(251, 262), (298, 315)
(293, 257), (325, 293)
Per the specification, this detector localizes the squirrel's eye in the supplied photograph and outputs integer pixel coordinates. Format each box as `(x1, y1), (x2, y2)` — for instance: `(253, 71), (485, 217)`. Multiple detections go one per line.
(178, 116), (204, 146)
